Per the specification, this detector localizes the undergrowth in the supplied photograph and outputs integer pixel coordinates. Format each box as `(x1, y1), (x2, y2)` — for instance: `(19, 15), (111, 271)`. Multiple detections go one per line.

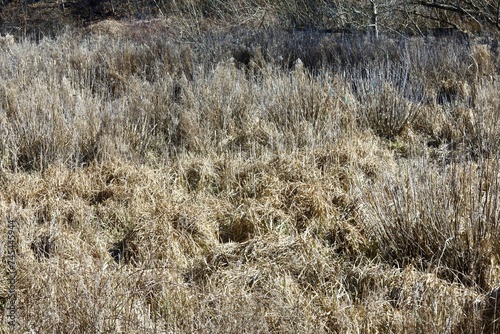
(0, 19), (499, 333)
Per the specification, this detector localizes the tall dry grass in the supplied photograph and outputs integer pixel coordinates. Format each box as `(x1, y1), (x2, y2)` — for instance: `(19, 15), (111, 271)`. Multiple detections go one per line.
(0, 21), (499, 333)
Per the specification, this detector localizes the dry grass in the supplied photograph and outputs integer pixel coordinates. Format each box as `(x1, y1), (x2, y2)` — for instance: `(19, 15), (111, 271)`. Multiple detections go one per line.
(0, 18), (499, 333)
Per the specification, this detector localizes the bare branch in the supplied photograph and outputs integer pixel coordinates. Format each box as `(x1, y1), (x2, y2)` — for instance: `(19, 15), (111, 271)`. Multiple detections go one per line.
(418, 1), (466, 14)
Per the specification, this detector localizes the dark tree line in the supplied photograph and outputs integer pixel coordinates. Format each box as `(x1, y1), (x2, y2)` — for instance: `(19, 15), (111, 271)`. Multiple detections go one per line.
(0, 0), (499, 35)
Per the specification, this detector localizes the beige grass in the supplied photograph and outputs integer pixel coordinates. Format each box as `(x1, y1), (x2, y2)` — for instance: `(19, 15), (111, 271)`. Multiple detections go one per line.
(0, 22), (499, 333)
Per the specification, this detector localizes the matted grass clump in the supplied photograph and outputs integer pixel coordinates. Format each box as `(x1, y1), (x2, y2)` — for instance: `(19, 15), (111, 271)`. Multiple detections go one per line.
(0, 17), (499, 333)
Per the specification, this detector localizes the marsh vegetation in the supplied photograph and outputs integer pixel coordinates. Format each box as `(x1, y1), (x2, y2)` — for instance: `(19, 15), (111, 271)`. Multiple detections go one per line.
(0, 1), (499, 332)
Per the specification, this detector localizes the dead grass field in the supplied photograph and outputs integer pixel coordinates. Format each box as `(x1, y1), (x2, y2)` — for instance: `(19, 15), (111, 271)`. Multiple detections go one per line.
(0, 15), (499, 333)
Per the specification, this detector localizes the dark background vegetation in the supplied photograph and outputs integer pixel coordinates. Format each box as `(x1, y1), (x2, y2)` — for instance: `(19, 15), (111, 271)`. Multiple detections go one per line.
(1, 0), (500, 37)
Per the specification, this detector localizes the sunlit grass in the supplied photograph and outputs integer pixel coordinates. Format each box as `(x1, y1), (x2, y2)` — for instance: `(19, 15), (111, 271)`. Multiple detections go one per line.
(0, 19), (498, 333)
